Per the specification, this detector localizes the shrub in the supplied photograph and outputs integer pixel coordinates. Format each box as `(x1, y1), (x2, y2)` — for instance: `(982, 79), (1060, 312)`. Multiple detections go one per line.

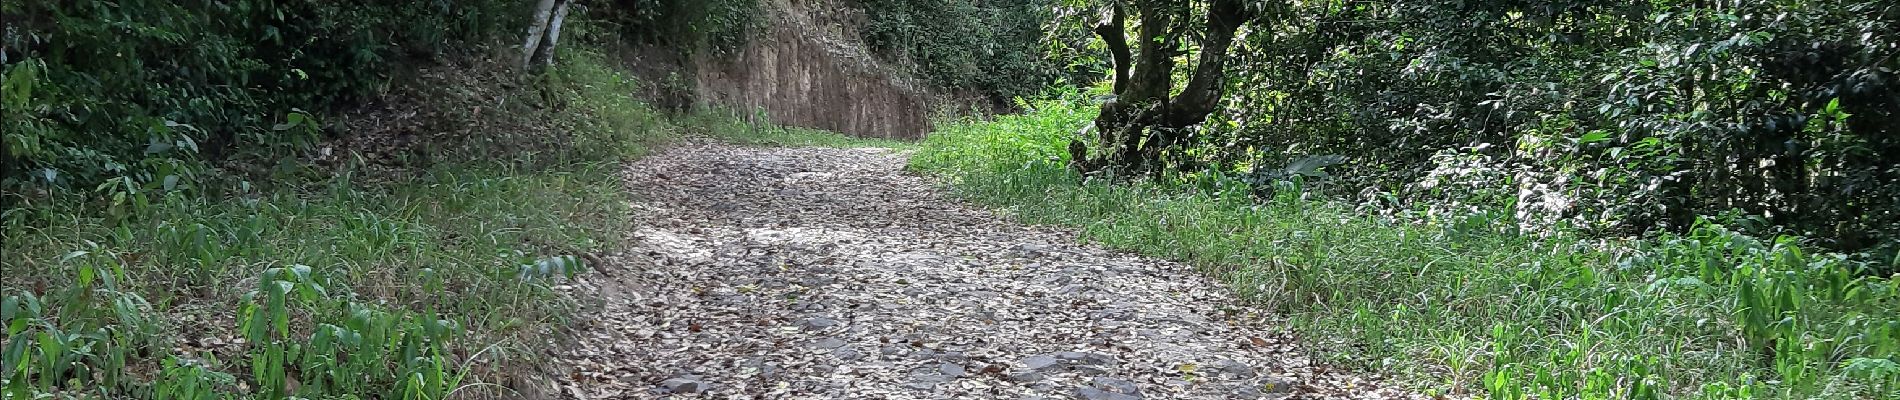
(1, 0), (524, 193)
(913, 92), (1900, 399)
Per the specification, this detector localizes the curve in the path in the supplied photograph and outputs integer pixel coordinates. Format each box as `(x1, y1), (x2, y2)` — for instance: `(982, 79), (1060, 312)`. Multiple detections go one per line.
(556, 142), (1423, 400)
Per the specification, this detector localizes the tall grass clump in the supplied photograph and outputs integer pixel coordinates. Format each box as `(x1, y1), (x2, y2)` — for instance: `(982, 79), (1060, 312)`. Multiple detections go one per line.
(910, 92), (1900, 400)
(912, 93), (1087, 175)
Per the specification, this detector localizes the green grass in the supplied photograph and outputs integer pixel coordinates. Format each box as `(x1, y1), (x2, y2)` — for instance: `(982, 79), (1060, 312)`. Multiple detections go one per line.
(3, 163), (630, 399)
(1, 43), (657, 398)
(910, 93), (1900, 399)
(0, 31), (910, 396)
(675, 107), (914, 148)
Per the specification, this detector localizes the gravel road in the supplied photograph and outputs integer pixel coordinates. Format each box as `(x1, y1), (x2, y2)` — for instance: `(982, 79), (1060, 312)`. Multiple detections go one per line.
(552, 141), (1426, 399)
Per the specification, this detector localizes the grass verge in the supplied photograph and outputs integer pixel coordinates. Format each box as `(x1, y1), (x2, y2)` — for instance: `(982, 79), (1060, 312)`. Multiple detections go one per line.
(909, 94), (1900, 400)
(1, 44), (658, 398)
(675, 108), (913, 148)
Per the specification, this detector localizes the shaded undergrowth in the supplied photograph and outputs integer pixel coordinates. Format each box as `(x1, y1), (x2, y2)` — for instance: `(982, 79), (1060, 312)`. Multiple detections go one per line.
(1, 44), (656, 398)
(909, 94), (1900, 399)
(1, 31), (912, 396)
(678, 107), (913, 149)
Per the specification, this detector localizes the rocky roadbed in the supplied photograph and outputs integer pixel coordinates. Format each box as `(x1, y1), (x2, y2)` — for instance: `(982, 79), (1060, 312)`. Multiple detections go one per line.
(553, 141), (1426, 399)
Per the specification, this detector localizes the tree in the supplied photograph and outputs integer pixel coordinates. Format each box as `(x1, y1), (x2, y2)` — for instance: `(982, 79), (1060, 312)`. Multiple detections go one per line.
(1068, 0), (1267, 175)
(521, 0), (574, 72)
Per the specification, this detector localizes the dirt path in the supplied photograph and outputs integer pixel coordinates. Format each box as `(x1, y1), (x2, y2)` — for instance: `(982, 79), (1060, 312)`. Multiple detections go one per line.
(553, 141), (1423, 399)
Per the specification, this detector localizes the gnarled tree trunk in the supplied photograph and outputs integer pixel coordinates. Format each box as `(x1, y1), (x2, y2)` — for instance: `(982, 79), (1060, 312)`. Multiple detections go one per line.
(1071, 0), (1257, 176)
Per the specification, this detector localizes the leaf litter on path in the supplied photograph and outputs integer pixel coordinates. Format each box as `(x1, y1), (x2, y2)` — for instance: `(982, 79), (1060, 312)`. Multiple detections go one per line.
(552, 141), (1433, 399)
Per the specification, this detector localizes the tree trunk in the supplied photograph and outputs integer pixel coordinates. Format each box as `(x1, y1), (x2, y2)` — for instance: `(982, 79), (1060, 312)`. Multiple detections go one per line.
(1121, 2), (1177, 105)
(1073, 0), (1255, 176)
(1166, 0), (1246, 127)
(529, 0), (572, 71)
(521, 0), (560, 70)
(1094, 3), (1130, 96)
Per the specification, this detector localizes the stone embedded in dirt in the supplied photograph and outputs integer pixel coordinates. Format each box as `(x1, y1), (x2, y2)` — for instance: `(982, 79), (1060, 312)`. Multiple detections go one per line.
(799, 317), (842, 330)
(660, 376), (709, 394)
(1057, 351), (1116, 365)
(832, 347), (864, 361)
(1071, 365), (1111, 376)
(1011, 243), (1054, 258)
(1074, 387), (1143, 400)
(1214, 359), (1257, 378)
(1023, 355), (1062, 371)
(938, 351), (969, 363)
(1260, 376), (1300, 393)
(814, 337), (848, 349)
(880, 345), (906, 356)
(1090, 377), (1142, 395)
(940, 363), (966, 378)
(907, 367), (952, 390)
(1008, 371), (1045, 382)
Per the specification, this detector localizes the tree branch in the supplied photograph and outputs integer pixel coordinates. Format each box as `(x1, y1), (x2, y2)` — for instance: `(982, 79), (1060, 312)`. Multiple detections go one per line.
(1123, 0), (1178, 105)
(1094, 2), (1132, 95)
(1167, 0), (1251, 127)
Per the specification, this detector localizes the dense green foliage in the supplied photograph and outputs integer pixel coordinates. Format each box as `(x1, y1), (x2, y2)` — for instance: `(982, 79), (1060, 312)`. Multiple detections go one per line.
(588, 0), (1063, 104)
(913, 94), (1899, 399)
(2, 51), (654, 399)
(854, 0), (1063, 103)
(1, 1), (526, 192)
(606, 0), (761, 54)
(1053, 0), (1898, 261)
(0, 2), (683, 396)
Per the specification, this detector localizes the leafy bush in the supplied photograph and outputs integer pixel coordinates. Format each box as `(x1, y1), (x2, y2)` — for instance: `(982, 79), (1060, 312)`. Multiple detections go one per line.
(853, 0), (1063, 103)
(600, 0), (761, 54)
(1, 0), (524, 193)
(912, 90), (1095, 177)
(2, 21), (663, 397)
(913, 93), (1899, 399)
(1146, 0), (1899, 260)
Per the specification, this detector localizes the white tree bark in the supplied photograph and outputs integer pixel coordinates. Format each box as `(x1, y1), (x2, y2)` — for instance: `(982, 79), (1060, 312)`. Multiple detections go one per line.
(530, 0), (573, 69)
(520, 0), (560, 69)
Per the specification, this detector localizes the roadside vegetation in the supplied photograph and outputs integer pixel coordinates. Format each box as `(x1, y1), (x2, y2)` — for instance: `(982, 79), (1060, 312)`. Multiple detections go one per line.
(4, 43), (645, 400)
(0, 1), (881, 397)
(909, 1), (1896, 398)
(676, 109), (914, 149)
(910, 91), (1899, 399)
(7, 0), (1895, 399)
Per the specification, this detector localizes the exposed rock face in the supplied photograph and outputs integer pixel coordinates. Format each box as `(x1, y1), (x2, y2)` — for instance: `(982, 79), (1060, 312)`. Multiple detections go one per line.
(692, 2), (933, 139)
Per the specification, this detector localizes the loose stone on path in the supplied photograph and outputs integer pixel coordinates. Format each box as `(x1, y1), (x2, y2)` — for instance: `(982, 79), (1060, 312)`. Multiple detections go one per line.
(549, 141), (1430, 399)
